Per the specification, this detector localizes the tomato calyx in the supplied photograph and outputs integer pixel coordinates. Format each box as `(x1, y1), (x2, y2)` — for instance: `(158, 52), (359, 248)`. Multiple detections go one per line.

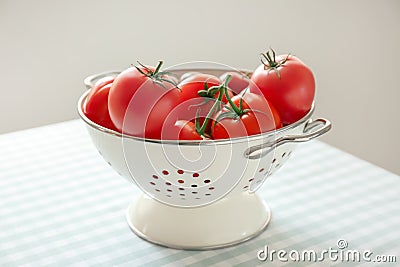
(134, 60), (178, 88)
(260, 48), (291, 78)
(198, 82), (220, 99)
(191, 83), (220, 110)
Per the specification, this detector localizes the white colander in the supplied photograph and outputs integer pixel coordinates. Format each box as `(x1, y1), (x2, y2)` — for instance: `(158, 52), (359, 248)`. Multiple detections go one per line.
(79, 65), (331, 249)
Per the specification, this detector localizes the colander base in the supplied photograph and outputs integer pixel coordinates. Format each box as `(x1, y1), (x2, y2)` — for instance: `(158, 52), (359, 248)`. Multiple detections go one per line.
(126, 192), (271, 250)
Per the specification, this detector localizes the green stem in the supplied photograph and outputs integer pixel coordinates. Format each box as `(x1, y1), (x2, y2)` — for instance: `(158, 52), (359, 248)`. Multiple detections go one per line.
(154, 60), (163, 74)
(196, 74), (247, 136)
(196, 75), (233, 136)
(222, 75), (243, 116)
(197, 87), (224, 136)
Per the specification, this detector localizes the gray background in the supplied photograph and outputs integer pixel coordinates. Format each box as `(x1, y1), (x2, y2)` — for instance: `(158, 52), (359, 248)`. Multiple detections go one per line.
(1, 0), (399, 175)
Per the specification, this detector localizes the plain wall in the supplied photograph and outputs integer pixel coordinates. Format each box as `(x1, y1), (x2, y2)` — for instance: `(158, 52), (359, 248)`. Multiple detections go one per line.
(1, 0), (399, 175)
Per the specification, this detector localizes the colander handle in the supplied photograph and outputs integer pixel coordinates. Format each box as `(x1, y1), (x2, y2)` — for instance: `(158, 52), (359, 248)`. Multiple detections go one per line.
(84, 71), (121, 89)
(244, 118), (332, 159)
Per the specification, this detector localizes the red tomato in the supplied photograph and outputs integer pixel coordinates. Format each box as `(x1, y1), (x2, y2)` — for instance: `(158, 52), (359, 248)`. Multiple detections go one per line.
(176, 73), (234, 119)
(179, 73), (220, 103)
(176, 74), (236, 136)
(175, 120), (202, 140)
(159, 74), (218, 138)
(161, 116), (205, 140)
(212, 92), (281, 139)
(83, 76), (118, 132)
(163, 75), (236, 140)
(220, 71), (250, 94)
(250, 49), (315, 125)
(172, 74), (216, 124)
(108, 61), (180, 139)
(189, 117), (213, 137)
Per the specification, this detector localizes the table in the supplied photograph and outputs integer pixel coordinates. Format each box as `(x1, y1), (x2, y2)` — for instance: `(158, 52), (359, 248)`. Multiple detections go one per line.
(1, 120), (399, 266)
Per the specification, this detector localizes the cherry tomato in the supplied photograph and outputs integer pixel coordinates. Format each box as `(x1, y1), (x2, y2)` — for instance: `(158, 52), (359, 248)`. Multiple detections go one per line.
(83, 76), (118, 132)
(250, 49), (315, 125)
(220, 71), (250, 94)
(212, 92), (281, 139)
(108, 61), (180, 139)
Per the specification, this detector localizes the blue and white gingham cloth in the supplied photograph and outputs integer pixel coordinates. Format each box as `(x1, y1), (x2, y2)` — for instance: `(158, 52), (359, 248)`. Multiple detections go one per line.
(0, 120), (399, 266)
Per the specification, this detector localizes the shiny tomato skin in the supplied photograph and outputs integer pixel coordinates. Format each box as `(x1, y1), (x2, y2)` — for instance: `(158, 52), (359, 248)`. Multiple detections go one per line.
(266, 99), (282, 130)
(250, 55), (315, 125)
(173, 74), (236, 137)
(90, 76), (114, 94)
(212, 111), (258, 139)
(108, 67), (147, 131)
(220, 71), (250, 94)
(176, 73), (234, 121)
(84, 77), (118, 132)
(240, 92), (282, 130)
(160, 119), (202, 140)
(176, 120), (202, 140)
(179, 73), (220, 103)
(108, 66), (180, 139)
(212, 93), (281, 139)
(174, 74), (219, 122)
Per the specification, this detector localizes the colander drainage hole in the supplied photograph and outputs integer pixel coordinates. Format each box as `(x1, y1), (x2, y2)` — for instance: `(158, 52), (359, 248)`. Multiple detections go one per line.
(205, 193), (211, 196)
(152, 175), (158, 179)
(165, 182), (172, 186)
(191, 184), (198, 188)
(177, 170), (184, 174)
(150, 182), (156, 185)
(259, 168), (264, 173)
(162, 170), (169, 175)
(192, 191), (198, 194)
(282, 152), (286, 158)
(167, 189), (172, 192)
(179, 187), (185, 191)
(209, 187), (215, 190)
(249, 178), (254, 182)
(179, 193), (185, 196)
(178, 179), (184, 184)
(155, 189), (160, 192)
(192, 173), (199, 178)
(204, 179), (211, 184)
(272, 158), (276, 163)
(243, 185), (249, 190)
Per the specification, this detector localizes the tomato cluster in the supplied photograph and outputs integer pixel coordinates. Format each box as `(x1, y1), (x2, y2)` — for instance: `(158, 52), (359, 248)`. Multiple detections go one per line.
(83, 49), (315, 140)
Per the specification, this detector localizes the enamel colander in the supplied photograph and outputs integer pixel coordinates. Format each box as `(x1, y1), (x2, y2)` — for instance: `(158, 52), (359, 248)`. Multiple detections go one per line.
(78, 63), (331, 249)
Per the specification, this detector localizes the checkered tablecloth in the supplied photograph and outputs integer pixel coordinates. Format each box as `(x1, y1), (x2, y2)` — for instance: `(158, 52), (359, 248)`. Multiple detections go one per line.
(1, 120), (399, 266)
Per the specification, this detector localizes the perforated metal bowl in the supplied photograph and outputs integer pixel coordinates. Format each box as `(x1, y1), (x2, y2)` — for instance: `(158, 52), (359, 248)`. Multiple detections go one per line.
(78, 65), (331, 249)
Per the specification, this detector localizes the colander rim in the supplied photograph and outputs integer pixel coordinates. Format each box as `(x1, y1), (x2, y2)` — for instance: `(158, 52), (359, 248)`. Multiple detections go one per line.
(78, 89), (314, 146)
